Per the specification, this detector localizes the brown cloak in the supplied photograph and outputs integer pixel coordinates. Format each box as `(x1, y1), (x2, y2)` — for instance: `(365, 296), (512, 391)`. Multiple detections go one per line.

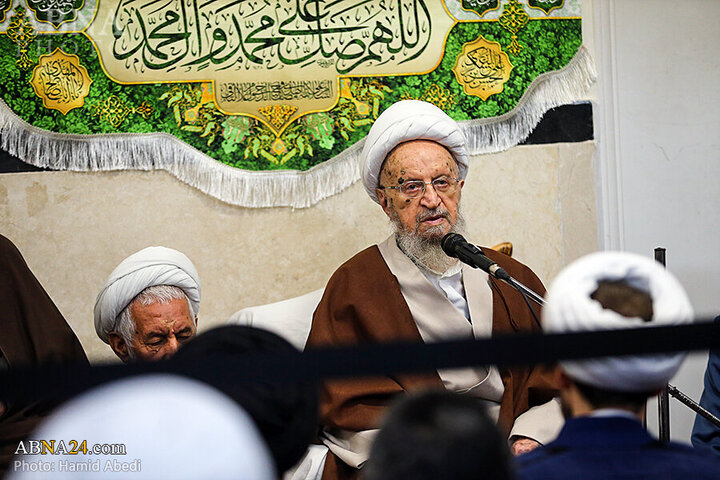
(307, 244), (559, 480)
(0, 234), (89, 475)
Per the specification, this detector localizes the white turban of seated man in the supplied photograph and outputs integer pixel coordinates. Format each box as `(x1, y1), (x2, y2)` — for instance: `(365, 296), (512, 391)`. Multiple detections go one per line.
(361, 99), (469, 205)
(94, 246), (201, 362)
(543, 251), (694, 392)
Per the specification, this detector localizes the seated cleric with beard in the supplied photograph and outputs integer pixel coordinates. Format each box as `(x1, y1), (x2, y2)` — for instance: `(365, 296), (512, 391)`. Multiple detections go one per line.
(306, 100), (563, 480)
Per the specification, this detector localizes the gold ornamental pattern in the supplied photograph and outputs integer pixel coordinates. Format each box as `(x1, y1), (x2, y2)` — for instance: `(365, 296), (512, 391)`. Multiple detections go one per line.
(258, 105), (299, 130)
(6, 6), (37, 71)
(499, 0), (530, 56)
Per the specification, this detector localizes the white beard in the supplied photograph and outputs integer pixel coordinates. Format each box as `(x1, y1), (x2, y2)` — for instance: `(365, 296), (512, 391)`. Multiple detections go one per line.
(390, 206), (466, 275)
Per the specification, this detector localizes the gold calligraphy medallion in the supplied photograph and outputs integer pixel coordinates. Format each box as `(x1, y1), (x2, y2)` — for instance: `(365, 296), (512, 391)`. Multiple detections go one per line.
(30, 48), (92, 114)
(452, 37), (512, 101)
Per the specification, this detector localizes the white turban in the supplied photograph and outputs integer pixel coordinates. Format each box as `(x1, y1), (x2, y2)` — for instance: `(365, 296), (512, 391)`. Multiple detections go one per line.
(543, 251), (693, 392)
(8, 375), (275, 480)
(361, 100), (469, 203)
(94, 247), (201, 344)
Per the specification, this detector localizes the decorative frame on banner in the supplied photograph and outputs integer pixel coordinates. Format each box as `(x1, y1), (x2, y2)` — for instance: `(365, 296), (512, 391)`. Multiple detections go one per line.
(0, 0), (595, 208)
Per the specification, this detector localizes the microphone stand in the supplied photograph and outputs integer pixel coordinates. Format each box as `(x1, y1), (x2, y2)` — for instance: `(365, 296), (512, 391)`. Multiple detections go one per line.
(503, 278), (546, 307)
(655, 247), (671, 443)
(666, 384), (720, 429)
(495, 275), (544, 329)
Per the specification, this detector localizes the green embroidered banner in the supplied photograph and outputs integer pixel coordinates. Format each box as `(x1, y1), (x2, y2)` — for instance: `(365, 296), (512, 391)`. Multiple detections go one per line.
(0, 0), (592, 207)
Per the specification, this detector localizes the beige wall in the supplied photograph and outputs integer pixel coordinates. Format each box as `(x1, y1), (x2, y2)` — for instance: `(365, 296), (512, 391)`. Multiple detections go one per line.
(0, 141), (596, 363)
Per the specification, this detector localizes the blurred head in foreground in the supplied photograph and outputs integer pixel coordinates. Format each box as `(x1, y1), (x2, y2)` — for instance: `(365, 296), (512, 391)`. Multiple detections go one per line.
(8, 374), (275, 480)
(364, 390), (513, 480)
(173, 325), (318, 474)
(542, 251), (693, 416)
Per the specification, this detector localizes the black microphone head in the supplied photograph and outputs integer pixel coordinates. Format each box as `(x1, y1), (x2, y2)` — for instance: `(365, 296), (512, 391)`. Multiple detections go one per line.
(441, 233), (466, 258)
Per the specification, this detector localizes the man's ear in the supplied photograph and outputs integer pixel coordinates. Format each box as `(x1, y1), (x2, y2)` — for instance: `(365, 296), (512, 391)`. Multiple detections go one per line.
(107, 333), (130, 363)
(376, 189), (393, 217)
(556, 366), (573, 388)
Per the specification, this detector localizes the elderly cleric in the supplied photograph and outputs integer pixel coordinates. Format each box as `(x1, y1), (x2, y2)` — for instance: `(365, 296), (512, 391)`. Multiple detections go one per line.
(306, 100), (563, 479)
(94, 246), (201, 362)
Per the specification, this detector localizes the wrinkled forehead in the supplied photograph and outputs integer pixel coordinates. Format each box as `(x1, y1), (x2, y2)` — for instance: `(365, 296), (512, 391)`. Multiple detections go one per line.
(380, 140), (459, 180)
(130, 296), (195, 323)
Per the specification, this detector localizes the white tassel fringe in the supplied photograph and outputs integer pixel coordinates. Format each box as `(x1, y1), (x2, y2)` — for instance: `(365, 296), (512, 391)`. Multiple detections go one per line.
(0, 46), (596, 209)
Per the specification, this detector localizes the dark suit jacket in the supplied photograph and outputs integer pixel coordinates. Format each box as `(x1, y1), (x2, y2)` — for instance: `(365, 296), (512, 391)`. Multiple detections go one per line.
(691, 316), (720, 457)
(516, 415), (720, 480)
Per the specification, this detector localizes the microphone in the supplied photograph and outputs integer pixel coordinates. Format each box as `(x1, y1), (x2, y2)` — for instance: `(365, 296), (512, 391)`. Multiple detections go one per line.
(441, 233), (511, 281)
